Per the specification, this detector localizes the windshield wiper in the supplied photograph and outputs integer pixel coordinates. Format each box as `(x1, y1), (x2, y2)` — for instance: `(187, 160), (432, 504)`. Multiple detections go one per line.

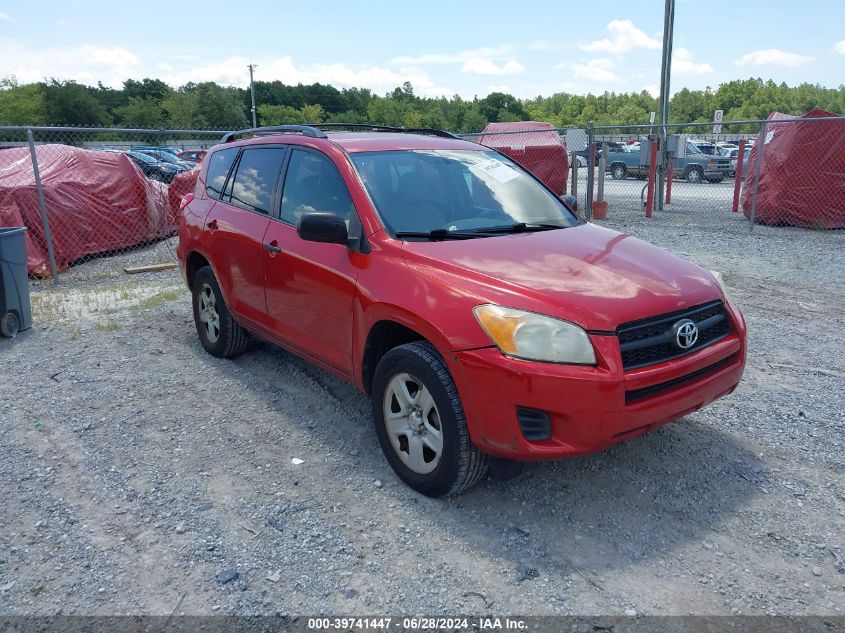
(394, 229), (484, 241)
(472, 222), (565, 234)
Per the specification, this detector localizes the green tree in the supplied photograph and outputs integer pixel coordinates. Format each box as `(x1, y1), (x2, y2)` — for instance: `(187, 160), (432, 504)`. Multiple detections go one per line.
(0, 78), (46, 125)
(192, 83), (248, 129)
(42, 79), (111, 126)
(161, 90), (203, 128)
(115, 96), (165, 128)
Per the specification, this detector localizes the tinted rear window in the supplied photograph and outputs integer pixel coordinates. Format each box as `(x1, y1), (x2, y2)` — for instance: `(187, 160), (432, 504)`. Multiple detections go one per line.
(227, 147), (286, 215)
(205, 148), (239, 199)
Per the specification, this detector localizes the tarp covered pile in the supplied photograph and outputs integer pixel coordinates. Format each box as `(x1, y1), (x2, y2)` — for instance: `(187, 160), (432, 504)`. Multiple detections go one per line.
(477, 121), (569, 195)
(0, 145), (177, 275)
(743, 109), (845, 229)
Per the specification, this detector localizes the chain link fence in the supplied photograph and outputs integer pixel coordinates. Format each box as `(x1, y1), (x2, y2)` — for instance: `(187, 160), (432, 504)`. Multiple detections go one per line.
(0, 126), (223, 285)
(2, 118), (843, 287)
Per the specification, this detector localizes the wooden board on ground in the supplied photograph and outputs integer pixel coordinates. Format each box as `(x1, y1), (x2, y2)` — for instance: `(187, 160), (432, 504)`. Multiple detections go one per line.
(123, 262), (179, 274)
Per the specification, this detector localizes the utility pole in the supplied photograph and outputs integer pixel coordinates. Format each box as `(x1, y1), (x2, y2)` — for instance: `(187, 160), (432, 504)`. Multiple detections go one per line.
(248, 63), (258, 127)
(657, 0), (675, 211)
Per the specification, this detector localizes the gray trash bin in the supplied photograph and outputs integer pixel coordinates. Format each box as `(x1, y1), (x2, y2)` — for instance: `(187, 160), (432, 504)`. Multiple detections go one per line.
(0, 227), (33, 337)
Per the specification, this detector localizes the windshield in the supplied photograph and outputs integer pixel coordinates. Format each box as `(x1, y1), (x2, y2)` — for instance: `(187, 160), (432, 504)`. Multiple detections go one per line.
(350, 149), (577, 236)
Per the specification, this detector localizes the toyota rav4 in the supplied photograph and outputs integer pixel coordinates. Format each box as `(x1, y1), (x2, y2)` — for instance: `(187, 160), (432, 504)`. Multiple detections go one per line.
(176, 124), (746, 497)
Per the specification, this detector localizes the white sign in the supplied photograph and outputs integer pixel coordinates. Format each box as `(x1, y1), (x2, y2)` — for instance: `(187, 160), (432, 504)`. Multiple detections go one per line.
(649, 111), (656, 124)
(713, 109), (724, 134)
(477, 158), (519, 184)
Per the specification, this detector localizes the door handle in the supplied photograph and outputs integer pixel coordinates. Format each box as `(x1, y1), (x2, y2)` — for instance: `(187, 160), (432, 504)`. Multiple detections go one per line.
(206, 219), (218, 232)
(263, 241), (282, 254)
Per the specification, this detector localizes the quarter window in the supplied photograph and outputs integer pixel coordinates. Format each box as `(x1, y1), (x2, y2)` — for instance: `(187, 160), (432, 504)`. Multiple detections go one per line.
(280, 150), (355, 226)
(205, 147), (238, 200)
(227, 147), (286, 215)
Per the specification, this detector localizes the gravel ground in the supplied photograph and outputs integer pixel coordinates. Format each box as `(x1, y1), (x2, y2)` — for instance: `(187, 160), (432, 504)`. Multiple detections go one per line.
(1, 205), (843, 617)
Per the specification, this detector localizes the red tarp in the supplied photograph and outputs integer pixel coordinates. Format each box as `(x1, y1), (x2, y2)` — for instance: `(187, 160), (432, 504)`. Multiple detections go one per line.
(168, 168), (200, 224)
(478, 121), (569, 195)
(742, 109), (845, 229)
(0, 145), (173, 275)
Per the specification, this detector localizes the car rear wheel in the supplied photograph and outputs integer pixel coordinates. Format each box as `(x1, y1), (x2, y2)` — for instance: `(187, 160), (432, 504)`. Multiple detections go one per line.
(610, 163), (627, 180)
(371, 341), (488, 497)
(192, 266), (249, 358)
(685, 166), (704, 183)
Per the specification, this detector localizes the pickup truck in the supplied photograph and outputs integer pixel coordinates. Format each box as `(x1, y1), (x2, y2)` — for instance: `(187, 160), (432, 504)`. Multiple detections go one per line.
(606, 142), (732, 183)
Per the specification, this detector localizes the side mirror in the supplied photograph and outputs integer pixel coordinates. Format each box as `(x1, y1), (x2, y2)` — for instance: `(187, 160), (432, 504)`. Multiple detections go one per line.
(297, 212), (349, 245)
(560, 194), (578, 213)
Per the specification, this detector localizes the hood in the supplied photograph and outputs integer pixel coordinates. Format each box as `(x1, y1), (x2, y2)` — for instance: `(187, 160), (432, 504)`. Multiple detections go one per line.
(401, 223), (722, 331)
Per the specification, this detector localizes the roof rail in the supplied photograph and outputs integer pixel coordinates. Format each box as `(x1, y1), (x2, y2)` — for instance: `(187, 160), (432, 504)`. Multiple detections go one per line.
(221, 125), (328, 143)
(315, 123), (459, 139)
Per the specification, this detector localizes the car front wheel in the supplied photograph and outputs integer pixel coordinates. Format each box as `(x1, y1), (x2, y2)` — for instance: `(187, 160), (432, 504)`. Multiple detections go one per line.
(371, 341), (488, 497)
(191, 265), (249, 358)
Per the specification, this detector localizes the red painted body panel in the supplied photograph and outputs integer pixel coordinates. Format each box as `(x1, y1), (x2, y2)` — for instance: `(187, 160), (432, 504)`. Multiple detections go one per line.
(178, 131), (747, 462)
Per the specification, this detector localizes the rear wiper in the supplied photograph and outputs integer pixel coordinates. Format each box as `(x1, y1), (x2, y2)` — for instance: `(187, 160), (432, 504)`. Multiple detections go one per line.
(394, 229), (484, 241)
(472, 222), (565, 234)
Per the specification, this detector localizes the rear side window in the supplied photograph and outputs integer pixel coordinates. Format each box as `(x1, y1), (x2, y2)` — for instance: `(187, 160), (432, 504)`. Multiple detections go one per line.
(205, 148), (238, 199)
(280, 150), (354, 226)
(227, 147), (286, 215)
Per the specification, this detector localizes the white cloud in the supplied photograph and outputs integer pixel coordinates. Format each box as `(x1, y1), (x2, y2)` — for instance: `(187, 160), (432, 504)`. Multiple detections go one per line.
(461, 58), (524, 75)
(580, 20), (660, 54)
(834, 40), (845, 56)
(673, 47), (713, 75)
(392, 45), (514, 66)
(0, 43), (141, 86)
(561, 58), (619, 83)
(735, 48), (813, 67)
(0, 11), (12, 21)
(0, 42), (456, 97)
(643, 84), (660, 98)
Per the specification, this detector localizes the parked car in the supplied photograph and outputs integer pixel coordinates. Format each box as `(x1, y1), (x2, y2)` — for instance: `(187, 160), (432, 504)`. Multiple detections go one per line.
(99, 149), (181, 183)
(130, 145), (181, 156)
(607, 141), (732, 183)
(177, 150), (207, 163)
(134, 149), (195, 171)
(177, 124), (746, 497)
(576, 141), (624, 165)
(692, 142), (720, 155)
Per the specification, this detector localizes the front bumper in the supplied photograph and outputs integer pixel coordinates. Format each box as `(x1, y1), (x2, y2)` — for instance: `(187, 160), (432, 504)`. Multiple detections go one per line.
(449, 311), (746, 460)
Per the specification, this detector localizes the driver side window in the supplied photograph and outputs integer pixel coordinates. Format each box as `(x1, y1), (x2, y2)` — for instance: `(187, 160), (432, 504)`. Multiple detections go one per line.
(280, 150), (355, 227)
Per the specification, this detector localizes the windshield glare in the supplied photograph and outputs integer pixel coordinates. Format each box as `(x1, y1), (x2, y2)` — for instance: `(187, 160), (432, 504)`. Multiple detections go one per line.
(350, 150), (577, 236)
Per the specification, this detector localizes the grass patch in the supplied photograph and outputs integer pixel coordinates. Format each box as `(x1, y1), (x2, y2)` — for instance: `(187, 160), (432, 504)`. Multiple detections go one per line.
(137, 288), (186, 310)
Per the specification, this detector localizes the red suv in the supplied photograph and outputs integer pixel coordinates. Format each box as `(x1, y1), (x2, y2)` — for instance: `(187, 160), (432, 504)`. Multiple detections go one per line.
(177, 124), (746, 497)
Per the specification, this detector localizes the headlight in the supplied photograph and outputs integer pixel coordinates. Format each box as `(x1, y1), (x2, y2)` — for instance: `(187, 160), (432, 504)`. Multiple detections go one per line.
(709, 270), (735, 307)
(473, 305), (596, 365)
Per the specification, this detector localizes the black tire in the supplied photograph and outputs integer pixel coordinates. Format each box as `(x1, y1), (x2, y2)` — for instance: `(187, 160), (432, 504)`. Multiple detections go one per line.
(1, 311), (19, 338)
(191, 265), (249, 358)
(685, 166), (704, 183)
(706, 177), (724, 184)
(610, 163), (627, 180)
(371, 341), (488, 497)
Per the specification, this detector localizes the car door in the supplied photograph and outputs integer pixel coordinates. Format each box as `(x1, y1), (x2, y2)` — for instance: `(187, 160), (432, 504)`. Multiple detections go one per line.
(203, 145), (286, 326)
(262, 148), (362, 375)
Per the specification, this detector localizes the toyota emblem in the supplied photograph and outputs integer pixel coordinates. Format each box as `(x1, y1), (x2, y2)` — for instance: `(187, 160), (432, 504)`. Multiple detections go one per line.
(672, 319), (699, 349)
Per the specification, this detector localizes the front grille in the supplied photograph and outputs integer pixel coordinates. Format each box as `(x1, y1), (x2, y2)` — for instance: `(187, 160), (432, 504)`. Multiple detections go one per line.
(625, 354), (737, 404)
(617, 301), (730, 370)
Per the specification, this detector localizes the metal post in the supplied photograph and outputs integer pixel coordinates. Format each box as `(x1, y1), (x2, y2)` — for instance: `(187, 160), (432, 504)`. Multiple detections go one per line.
(657, 0), (675, 212)
(645, 139), (658, 218)
(248, 63), (258, 128)
(585, 123), (595, 220)
(26, 128), (59, 284)
(665, 155), (673, 205)
(731, 139), (746, 213)
(597, 142), (607, 202)
(749, 122), (766, 231)
(570, 152), (578, 202)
